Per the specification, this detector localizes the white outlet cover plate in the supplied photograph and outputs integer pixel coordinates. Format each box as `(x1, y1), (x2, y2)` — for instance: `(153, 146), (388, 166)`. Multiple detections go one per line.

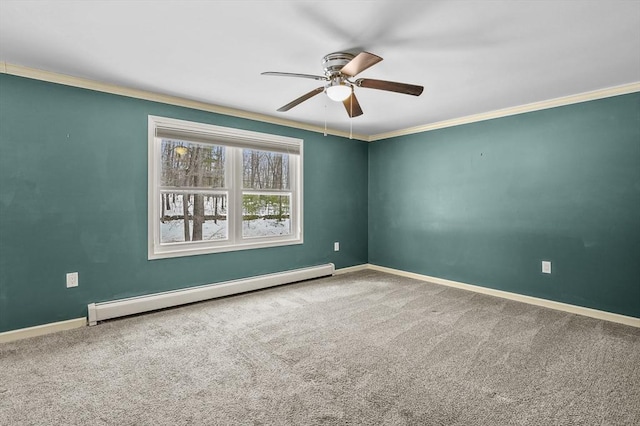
(334, 242), (340, 251)
(542, 261), (552, 274)
(66, 272), (78, 287)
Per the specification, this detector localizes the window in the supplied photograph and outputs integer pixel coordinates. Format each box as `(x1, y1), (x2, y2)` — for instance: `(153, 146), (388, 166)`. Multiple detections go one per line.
(148, 116), (303, 259)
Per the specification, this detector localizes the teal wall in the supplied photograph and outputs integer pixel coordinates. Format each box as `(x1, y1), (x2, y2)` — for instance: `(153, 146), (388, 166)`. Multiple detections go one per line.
(1, 73), (638, 333)
(0, 74), (369, 332)
(369, 93), (640, 317)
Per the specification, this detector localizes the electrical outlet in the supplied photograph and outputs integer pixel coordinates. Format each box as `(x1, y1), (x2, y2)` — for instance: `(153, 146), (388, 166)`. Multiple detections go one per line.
(66, 272), (79, 288)
(542, 261), (552, 274)
(334, 242), (340, 252)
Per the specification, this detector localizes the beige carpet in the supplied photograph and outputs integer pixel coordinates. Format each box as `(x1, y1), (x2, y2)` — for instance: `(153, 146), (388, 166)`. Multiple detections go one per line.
(1, 270), (639, 425)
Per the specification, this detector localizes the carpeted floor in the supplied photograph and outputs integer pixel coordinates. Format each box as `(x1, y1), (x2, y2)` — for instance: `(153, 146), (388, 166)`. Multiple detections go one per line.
(1, 270), (639, 425)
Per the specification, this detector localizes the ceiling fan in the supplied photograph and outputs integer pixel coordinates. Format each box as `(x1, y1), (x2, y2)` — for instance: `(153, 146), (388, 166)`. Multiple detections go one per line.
(262, 51), (424, 118)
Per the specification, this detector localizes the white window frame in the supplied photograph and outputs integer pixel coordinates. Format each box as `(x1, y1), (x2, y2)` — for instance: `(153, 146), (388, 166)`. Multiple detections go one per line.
(148, 115), (303, 260)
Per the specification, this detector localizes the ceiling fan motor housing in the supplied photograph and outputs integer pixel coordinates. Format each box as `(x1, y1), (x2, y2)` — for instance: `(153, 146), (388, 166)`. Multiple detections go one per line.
(322, 52), (355, 77)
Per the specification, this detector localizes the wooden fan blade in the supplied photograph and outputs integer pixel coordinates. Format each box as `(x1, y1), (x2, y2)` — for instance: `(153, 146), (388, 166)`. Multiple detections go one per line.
(277, 87), (325, 112)
(340, 52), (383, 77)
(262, 72), (328, 81)
(355, 78), (423, 96)
(343, 92), (363, 118)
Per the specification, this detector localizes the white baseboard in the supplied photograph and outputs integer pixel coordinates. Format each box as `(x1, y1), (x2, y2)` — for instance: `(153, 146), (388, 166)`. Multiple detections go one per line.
(2, 262), (637, 343)
(367, 264), (640, 328)
(334, 264), (370, 275)
(0, 318), (87, 344)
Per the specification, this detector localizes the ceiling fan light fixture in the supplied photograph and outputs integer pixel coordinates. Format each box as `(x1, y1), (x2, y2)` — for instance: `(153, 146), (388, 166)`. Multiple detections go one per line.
(326, 83), (352, 102)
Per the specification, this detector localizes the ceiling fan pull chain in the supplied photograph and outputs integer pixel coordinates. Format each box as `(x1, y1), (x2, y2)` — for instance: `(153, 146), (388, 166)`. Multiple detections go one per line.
(350, 89), (353, 139)
(324, 103), (327, 137)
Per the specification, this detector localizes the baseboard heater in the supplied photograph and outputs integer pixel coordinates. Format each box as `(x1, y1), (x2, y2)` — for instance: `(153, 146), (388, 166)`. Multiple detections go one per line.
(88, 263), (335, 326)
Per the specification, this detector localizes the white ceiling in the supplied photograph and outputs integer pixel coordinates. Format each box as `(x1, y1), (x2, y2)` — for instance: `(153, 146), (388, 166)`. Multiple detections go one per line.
(1, 1), (639, 137)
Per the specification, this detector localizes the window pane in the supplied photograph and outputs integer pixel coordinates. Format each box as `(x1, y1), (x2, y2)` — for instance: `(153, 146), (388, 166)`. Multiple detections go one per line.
(242, 149), (289, 190)
(160, 193), (228, 243)
(242, 194), (291, 238)
(161, 139), (225, 188)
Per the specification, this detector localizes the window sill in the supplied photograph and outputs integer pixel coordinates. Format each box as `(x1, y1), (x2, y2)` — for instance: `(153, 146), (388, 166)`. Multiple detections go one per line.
(148, 236), (304, 260)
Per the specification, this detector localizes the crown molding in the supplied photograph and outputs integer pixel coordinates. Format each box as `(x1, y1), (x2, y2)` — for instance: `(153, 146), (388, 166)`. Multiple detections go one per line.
(2, 62), (638, 143)
(369, 82), (640, 141)
(0, 62), (369, 142)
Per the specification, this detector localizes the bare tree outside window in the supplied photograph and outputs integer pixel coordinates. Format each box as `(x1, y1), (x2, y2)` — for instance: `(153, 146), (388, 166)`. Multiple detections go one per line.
(242, 149), (292, 238)
(160, 139), (227, 243)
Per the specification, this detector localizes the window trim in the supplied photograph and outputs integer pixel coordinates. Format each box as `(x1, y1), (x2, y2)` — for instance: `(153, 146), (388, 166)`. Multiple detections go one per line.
(148, 115), (303, 260)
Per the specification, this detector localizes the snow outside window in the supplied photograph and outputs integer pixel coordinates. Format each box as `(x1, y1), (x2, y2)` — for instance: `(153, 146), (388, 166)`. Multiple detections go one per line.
(148, 116), (303, 259)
